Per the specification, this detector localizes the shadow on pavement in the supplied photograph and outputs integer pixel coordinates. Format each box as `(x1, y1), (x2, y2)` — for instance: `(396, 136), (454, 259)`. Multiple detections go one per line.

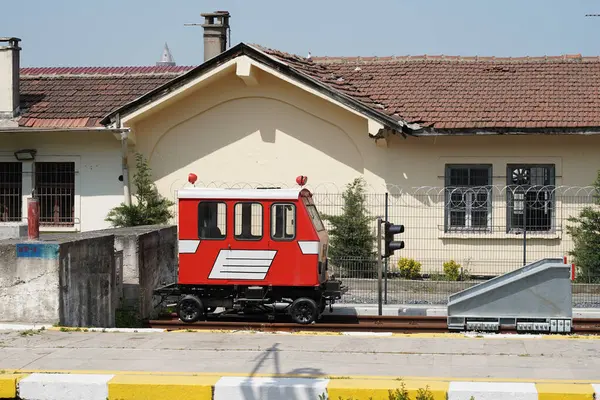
(236, 342), (328, 400)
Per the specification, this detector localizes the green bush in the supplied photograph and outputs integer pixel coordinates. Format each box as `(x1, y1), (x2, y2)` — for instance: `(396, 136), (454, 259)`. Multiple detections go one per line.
(397, 257), (421, 280)
(443, 260), (461, 281)
(321, 177), (376, 262)
(567, 170), (600, 283)
(105, 152), (174, 227)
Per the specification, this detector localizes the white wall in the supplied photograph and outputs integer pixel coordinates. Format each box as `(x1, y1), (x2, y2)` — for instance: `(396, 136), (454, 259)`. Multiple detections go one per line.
(0, 130), (123, 232)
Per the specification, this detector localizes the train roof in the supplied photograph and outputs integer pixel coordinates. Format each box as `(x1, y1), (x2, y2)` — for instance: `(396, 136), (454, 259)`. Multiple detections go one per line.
(177, 187), (310, 200)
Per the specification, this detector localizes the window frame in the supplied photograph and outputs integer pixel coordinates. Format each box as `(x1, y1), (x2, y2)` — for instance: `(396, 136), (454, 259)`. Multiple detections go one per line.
(505, 163), (556, 234)
(233, 201), (264, 241)
(35, 161), (76, 227)
(444, 164), (493, 233)
(305, 203), (325, 232)
(270, 202), (296, 241)
(0, 161), (23, 222)
(197, 200), (227, 240)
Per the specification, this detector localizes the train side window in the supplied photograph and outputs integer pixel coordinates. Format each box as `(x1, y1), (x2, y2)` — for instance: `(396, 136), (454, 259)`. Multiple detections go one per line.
(271, 203), (295, 241)
(234, 202), (263, 240)
(198, 201), (227, 240)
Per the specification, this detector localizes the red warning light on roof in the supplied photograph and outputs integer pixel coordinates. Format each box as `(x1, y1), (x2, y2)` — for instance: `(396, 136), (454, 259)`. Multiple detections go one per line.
(188, 173), (198, 185)
(296, 175), (308, 186)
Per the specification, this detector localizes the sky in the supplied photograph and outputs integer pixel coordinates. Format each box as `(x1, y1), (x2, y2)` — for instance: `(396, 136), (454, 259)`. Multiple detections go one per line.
(3, 0), (600, 67)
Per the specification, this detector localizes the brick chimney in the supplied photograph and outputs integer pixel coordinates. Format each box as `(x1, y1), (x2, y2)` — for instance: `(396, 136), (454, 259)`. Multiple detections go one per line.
(0, 37), (21, 121)
(201, 11), (230, 62)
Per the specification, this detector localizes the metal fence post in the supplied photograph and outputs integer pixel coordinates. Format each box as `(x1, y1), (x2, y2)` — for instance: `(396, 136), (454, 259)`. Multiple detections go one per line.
(377, 217), (383, 316)
(384, 192), (389, 305)
(523, 197), (527, 266)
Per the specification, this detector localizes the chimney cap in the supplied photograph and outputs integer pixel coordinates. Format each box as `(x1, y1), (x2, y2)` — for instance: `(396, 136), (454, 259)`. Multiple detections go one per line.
(200, 11), (230, 17)
(0, 37), (21, 50)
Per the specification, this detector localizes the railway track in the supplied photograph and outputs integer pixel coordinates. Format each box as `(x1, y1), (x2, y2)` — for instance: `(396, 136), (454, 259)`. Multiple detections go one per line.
(147, 314), (600, 335)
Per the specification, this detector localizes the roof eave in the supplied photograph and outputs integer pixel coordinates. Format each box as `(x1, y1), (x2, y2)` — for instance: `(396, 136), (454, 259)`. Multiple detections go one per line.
(411, 126), (600, 136)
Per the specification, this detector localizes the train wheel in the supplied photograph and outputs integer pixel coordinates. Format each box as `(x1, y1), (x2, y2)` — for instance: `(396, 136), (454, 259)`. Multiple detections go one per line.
(177, 295), (204, 323)
(289, 297), (318, 324)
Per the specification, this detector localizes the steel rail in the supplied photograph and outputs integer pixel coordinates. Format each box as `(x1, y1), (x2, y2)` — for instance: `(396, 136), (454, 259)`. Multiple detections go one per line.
(147, 315), (600, 335)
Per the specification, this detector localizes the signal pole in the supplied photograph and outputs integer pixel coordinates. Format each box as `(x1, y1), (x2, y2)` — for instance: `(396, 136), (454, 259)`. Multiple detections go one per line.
(377, 217), (405, 315)
(377, 217), (383, 316)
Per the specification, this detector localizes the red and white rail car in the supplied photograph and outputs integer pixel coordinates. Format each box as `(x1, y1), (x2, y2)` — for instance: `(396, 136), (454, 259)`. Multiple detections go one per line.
(154, 177), (346, 324)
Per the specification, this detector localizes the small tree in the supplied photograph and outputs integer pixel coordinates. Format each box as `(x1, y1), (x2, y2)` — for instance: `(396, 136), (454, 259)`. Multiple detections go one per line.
(566, 170), (600, 282)
(105, 152), (174, 227)
(322, 177), (376, 276)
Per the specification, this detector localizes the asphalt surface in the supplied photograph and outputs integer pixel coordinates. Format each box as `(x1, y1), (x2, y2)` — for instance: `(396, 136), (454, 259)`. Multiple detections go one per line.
(1, 329), (599, 380)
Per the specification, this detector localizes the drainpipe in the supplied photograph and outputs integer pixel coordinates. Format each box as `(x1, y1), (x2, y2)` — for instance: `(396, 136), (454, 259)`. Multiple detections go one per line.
(116, 114), (132, 207)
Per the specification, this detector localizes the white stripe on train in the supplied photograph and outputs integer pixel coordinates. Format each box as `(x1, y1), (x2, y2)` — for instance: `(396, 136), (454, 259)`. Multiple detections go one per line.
(208, 249), (277, 280)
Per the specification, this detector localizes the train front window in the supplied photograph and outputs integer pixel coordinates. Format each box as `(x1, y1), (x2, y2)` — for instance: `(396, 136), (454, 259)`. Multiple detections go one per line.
(271, 203), (295, 240)
(198, 201), (227, 239)
(305, 204), (325, 232)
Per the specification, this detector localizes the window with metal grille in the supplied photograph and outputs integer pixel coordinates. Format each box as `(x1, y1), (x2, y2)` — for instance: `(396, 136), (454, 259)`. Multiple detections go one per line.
(506, 164), (555, 233)
(234, 202), (263, 240)
(444, 164), (492, 232)
(0, 162), (23, 222)
(35, 162), (75, 227)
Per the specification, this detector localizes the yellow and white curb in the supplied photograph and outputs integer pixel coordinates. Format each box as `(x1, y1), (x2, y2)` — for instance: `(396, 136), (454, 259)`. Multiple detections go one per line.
(2, 372), (600, 399)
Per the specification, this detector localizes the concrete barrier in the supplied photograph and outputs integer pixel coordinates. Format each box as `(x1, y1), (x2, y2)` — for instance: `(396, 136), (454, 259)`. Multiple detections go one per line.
(3, 371), (600, 399)
(92, 225), (178, 321)
(0, 225), (177, 328)
(0, 233), (117, 327)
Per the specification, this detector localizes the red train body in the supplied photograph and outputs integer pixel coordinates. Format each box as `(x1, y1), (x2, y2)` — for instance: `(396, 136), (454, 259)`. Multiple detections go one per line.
(154, 183), (346, 324)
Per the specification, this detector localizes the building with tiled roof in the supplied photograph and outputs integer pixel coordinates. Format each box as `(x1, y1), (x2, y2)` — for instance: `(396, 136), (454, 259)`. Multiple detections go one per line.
(2, 11), (600, 275)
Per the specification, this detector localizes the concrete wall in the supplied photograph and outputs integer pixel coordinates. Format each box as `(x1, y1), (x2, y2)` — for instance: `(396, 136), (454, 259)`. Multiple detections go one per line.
(0, 241), (60, 323)
(0, 222), (26, 239)
(0, 225), (177, 327)
(0, 130), (123, 233)
(58, 234), (116, 327)
(0, 233), (117, 326)
(92, 225), (178, 320)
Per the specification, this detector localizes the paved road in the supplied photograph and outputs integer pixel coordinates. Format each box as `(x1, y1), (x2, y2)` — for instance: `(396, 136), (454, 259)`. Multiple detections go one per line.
(1, 329), (599, 380)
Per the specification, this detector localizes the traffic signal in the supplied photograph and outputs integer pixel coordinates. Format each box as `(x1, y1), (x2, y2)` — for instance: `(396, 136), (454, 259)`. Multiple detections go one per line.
(383, 221), (404, 258)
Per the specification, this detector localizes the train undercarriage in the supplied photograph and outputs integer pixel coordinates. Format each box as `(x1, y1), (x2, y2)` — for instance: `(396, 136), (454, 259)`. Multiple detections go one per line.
(153, 279), (348, 325)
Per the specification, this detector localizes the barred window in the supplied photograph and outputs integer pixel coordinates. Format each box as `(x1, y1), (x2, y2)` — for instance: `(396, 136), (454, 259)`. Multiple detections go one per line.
(198, 201), (226, 239)
(234, 202), (263, 240)
(0, 162), (22, 222)
(444, 164), (492, 232)
(35, 162), (75, 227)
(506, 164), (555, 233)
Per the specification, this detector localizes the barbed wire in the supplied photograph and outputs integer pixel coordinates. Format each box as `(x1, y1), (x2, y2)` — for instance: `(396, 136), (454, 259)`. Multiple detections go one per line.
(165, 179), (598, 215)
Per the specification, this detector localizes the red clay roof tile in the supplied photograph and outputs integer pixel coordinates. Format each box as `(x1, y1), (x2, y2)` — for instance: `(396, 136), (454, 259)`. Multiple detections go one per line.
(18, 66), (194, 128)
(15, 48), (600, 131)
